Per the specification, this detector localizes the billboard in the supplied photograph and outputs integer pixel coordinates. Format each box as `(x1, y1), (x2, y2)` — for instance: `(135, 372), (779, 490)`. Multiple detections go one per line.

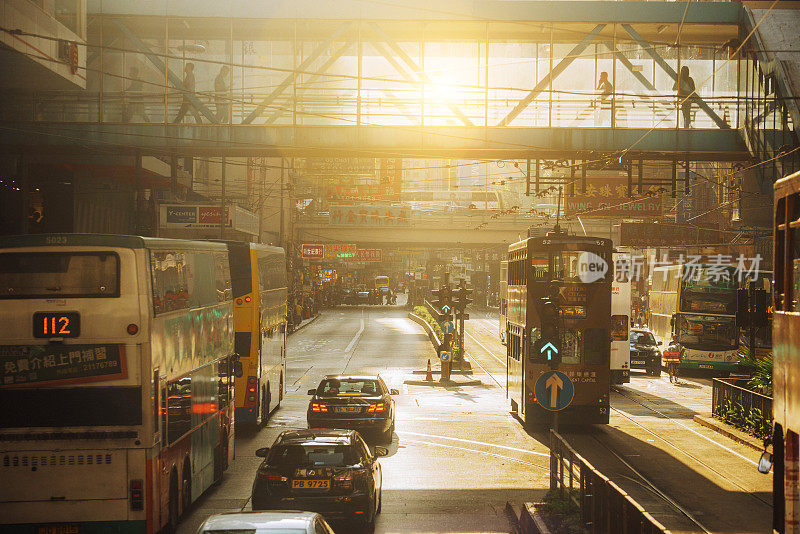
(355, 249), (382, 262)
(160, 204), (258, 236)
(619, 222), (721, 247)
(301, 244), (325, 260)
(324, 244), (357, 259)
(329, 203), (411, 227)
(564, 175), (662, 218)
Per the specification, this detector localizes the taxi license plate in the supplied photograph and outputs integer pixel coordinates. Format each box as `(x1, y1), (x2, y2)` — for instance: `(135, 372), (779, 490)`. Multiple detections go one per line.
(37, 526), (80, 534)
(631, 360), (645, 365)
(292, 479), (330, 489)
(335, 406), (361, 413)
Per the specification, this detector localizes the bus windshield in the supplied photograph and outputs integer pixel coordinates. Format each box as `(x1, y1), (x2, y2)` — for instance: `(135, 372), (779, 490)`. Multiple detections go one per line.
(676, 314), (737, 350)
(680, 266), (737, 314)
(0, 252), (119, 299)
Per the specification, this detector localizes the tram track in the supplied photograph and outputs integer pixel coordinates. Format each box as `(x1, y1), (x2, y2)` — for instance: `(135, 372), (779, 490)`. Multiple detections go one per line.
(610, 386), (769, 507)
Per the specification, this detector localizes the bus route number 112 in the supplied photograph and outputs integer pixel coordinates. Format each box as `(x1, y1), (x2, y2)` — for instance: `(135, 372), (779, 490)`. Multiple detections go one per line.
(33, 312), (80, 338)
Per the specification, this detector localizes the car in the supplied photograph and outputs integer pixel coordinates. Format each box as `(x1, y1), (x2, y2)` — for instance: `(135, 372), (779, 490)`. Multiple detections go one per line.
(307, 375), (398, 443)
(251, 429), (386, 531)
(629, 328), (662, 376)
(196, 510), (335, 534)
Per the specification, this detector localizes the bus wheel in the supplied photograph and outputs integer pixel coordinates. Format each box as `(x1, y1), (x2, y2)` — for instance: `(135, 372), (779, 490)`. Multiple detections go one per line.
(180, 461), (191, 518)
(260, 384), (271, 426)
(166, 471), (179, 533)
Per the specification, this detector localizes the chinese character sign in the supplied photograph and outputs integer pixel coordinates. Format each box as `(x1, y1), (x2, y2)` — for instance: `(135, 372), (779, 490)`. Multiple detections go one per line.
(328, 203), (411, 227)
(564, 175), (662, 218)
(301, 244), (325, 260)
(324, 244), (357, 259)
(0, 344), (126, 386)
(355, 249), (383, 262)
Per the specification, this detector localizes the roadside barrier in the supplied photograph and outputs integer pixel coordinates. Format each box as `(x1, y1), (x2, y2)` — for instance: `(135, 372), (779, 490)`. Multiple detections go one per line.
(712, 377), (772, 422)
(549, 431), (671, 534)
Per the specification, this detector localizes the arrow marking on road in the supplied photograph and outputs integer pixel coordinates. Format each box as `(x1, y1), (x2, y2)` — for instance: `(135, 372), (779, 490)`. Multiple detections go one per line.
(545, 373), (563, 408)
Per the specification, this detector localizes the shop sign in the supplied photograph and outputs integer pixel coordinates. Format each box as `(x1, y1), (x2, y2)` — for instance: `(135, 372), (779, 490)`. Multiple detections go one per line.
(620, 222), (721, 247)
(355, 249), (382, 262)
(301, 244), (325, 260)
(564, 175), (662, 218)
(324, 244), (357, 259)
(329, 203), (411, 227)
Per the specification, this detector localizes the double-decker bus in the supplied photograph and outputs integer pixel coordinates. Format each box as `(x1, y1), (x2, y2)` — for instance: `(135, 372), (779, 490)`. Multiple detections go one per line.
(649, 263), (738, 371)
(0, 234), (235, 533)
(499, 260), (508, 344)
(506, 231), (613, 426)
(611, 259), (631, 385)
(226, 242), (287, 426)
(769, 171), (800, 533)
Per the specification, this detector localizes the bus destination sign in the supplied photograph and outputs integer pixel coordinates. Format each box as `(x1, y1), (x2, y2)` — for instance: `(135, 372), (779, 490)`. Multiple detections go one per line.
(0, 344), (126, 386)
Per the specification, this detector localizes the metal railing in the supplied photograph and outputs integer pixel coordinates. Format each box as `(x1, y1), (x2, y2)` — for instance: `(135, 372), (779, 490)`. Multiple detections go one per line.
(550, 431), (671, 534)
(711, 377), (773, 421)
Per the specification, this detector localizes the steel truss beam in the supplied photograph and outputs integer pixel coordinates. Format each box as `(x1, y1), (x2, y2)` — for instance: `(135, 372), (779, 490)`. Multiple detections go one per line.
(367, 40), (423, 125)
(622, 24), (729, 129)
(601, 42), (673, 123)
(263, 41), (353, 125)
(242, 22), (352, 124)
(498, 24), (606, 127)
(112, 19), (218, 123)
(368, 22), (474, 127)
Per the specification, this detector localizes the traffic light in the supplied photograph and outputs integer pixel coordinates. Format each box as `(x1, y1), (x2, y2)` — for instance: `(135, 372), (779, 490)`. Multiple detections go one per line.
(431, 285), (452, 315)
(454, 287), (473, 310)
(535, 296), (561, 368)
(753, 288), (768, 327)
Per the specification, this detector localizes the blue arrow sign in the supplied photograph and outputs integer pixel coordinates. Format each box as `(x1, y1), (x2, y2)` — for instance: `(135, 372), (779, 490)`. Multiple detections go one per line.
(441, 304), (451, 314)
(439, 351), (451, 362)
(534, 370), (574, 411)
(540, 341), (558, 362)
(440, 320), (455, 334)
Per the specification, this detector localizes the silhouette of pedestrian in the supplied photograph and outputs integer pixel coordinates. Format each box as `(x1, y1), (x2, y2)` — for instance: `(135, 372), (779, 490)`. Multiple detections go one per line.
(597, 71), (613, 104)
(124, 66), (149, 123)
(173, 63), (202, 123)
(214, 65), (230, 123)
(674, 66), (696, 128)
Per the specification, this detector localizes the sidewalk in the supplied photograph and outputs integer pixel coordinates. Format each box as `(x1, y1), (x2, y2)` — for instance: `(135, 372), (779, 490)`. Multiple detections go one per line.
(288, 312), (320, 335)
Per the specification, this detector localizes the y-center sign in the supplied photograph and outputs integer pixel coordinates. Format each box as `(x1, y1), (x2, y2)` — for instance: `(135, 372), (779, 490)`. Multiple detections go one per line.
(534, 370), (574, 411)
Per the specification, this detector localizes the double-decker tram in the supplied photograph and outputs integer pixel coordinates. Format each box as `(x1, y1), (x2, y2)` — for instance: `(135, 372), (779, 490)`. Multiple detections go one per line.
(506, 230), (613, 427)
(0, 234), (236, 533)
(769, 171), (800, 533)
(226, 242), (287, 426)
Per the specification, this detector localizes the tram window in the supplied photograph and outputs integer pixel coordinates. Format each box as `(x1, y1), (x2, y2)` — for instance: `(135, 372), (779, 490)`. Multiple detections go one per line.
(584, 328), (609, 365)
(528, 328), (541, 361)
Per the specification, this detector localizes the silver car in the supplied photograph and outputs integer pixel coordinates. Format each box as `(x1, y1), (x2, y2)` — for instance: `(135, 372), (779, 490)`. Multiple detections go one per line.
(196, 510), (335, 534)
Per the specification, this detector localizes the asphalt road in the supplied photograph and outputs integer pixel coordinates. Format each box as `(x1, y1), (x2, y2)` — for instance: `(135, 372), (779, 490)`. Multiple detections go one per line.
(465, 309), (772, 534)
(179, 307), (548, 534)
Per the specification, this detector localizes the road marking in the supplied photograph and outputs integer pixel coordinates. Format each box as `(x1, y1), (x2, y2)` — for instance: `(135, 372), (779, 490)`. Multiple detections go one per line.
(465, 329), (506, 367)
(345, 318), (365, 353)
(397, 430), (548, 457)
(401, 438), (548, 470)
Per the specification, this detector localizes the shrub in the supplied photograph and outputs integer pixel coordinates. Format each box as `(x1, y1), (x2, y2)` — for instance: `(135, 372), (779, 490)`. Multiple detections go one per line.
(413, 306), (444, 340)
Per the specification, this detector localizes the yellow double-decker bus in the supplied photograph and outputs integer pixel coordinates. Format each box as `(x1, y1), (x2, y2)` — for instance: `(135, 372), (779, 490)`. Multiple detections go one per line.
(226, 242), (287, 426)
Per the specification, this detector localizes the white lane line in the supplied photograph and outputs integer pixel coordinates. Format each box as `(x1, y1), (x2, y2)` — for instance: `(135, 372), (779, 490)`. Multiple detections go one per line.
(344, 318), (365, 354)
(400, 438), (548, 470)
(465, 329), (506, 368)
(397, 430), (548, 457)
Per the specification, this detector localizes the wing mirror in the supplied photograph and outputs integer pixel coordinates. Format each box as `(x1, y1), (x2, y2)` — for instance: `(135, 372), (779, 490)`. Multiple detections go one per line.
(758, 437), (773, 474)
(390, 389), (400, 396)
(255, 447), (270, 458)
(374, 446), (389, 457)
(308, 389), (317, 395)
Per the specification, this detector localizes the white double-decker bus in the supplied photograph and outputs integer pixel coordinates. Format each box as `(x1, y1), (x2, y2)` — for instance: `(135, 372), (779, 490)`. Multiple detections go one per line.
(0, 234), (235, 533)
(611, 258), (631, 384)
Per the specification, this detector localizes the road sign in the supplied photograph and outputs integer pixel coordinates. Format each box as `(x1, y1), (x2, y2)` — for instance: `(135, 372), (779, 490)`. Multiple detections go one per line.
(441, 304), (451, 314)
(440, 320), (454, 334)
(540, 341), (558, 362)
(439, 351), (451, 362)
(534, 370), (574, 411)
